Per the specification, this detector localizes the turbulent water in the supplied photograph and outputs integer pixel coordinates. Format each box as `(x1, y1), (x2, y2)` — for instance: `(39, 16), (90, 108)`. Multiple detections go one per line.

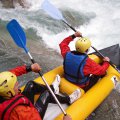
(0, 0), (120, 120)
(0, 0), (120, 51)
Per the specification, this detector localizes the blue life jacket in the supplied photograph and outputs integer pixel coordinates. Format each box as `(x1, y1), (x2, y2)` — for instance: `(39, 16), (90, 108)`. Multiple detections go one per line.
(64, 52), (89, 85)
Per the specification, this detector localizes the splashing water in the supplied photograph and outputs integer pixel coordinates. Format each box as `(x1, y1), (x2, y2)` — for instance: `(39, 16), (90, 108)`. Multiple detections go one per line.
(0, 0), (120, 54)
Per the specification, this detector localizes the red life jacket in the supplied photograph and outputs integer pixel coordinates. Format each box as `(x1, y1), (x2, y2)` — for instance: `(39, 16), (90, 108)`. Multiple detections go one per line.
(0, 94), (33, 120)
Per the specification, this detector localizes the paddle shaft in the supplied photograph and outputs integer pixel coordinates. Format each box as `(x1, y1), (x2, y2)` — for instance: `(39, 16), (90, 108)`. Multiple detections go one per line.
(62, 20), (76, 32)
(27, 52), (67, 115)
(91, 46), (120, 72)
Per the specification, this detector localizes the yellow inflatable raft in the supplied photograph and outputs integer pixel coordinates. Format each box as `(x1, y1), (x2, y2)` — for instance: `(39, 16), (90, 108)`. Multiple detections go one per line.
(21, 54), (120, 120)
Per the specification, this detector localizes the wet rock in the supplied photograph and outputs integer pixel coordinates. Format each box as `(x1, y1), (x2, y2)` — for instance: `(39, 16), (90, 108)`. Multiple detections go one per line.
(0, 0), (14, 8)
(0, 0), (29, 8)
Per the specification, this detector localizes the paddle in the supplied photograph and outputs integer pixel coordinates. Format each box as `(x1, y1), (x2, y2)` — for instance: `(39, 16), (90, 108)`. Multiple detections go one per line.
(41, 0), (120, 73)
(6, 19), (67, 115)
(41, 0), (77, 32)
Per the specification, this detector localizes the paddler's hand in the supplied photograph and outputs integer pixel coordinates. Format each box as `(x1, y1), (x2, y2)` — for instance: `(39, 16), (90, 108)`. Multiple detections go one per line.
(103, 57), (110, 62)
(63, 115), (72, 120)
(74, 31), (82, 37)
(31, 63), (41, 73)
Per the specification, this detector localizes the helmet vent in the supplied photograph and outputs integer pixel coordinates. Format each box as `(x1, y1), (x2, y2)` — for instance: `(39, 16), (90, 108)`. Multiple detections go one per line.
(5, 85), (8, 88)
(0, 80), (7, 86)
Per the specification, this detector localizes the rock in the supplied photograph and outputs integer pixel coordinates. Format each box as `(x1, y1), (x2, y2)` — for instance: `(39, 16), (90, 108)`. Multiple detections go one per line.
(0, 0), (14, 8)
(0, 0), (29, 8)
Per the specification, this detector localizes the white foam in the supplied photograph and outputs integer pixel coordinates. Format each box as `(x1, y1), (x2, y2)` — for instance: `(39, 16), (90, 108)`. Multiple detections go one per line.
(0, 0), (120, 53)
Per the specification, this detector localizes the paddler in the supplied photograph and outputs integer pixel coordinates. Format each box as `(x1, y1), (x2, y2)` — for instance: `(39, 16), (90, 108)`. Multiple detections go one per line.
(0, 63), (80, 120)
(59, 31), (110, 91)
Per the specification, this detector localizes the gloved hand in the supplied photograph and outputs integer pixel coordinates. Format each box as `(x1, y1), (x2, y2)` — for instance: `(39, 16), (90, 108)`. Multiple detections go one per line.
(103, 57), (110, 62)
(74, 31), (82, 37)
(31, 63), (41, 73)
(63, 115), (72, 120)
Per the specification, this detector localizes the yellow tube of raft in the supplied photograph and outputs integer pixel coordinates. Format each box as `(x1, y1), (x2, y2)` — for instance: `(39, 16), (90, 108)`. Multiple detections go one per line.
(55, 74), (119, 120)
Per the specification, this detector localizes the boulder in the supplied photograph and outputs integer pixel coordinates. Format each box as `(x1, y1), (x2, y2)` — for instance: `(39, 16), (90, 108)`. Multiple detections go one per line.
(0, 0), (28, 8)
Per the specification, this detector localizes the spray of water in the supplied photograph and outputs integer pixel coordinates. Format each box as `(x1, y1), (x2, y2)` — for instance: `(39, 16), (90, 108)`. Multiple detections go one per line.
(0, 0), (120, 53)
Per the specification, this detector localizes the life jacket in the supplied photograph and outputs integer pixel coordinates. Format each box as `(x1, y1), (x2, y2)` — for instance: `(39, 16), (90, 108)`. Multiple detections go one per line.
(64, 52), (89, 85)
(0, 94), (34, 120)
(9, 105), (42, 120)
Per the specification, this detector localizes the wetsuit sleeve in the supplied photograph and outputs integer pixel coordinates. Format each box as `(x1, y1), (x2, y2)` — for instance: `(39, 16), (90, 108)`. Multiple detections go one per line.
(83, 58), (110, 76)
(9, 65), (32, 76)
(59, 35), (76, 58)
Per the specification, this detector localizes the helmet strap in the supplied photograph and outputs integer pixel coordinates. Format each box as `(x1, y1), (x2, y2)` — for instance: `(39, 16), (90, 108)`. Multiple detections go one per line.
(85, 49), (90, 54)
(7, 91), (14, 98)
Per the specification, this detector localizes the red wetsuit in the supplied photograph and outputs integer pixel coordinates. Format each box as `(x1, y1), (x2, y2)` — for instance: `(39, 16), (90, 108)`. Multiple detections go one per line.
(9, 65), (28, 76)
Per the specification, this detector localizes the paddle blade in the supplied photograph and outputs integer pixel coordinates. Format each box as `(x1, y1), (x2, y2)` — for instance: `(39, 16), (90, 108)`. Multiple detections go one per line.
(7, 19), (28, 53)
(41, 0), (65, 20)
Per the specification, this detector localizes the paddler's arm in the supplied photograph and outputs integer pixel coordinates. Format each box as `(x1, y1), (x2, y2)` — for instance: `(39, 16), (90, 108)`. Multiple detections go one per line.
(84, 57), (110, 76)
(59, 31), (82, 58)
(9, 63), (41, 76)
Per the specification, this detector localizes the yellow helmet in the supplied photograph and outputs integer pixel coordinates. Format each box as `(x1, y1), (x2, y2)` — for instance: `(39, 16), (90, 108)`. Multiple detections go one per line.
(75, 37), (91, 53)
(0, 71), (17, 99)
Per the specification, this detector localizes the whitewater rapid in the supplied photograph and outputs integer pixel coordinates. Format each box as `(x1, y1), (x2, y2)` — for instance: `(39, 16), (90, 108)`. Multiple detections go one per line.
(0, 0), (120, 54)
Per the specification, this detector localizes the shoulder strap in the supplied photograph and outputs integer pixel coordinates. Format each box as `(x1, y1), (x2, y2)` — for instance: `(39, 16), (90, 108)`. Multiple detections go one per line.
(77, 55), (88, 83)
